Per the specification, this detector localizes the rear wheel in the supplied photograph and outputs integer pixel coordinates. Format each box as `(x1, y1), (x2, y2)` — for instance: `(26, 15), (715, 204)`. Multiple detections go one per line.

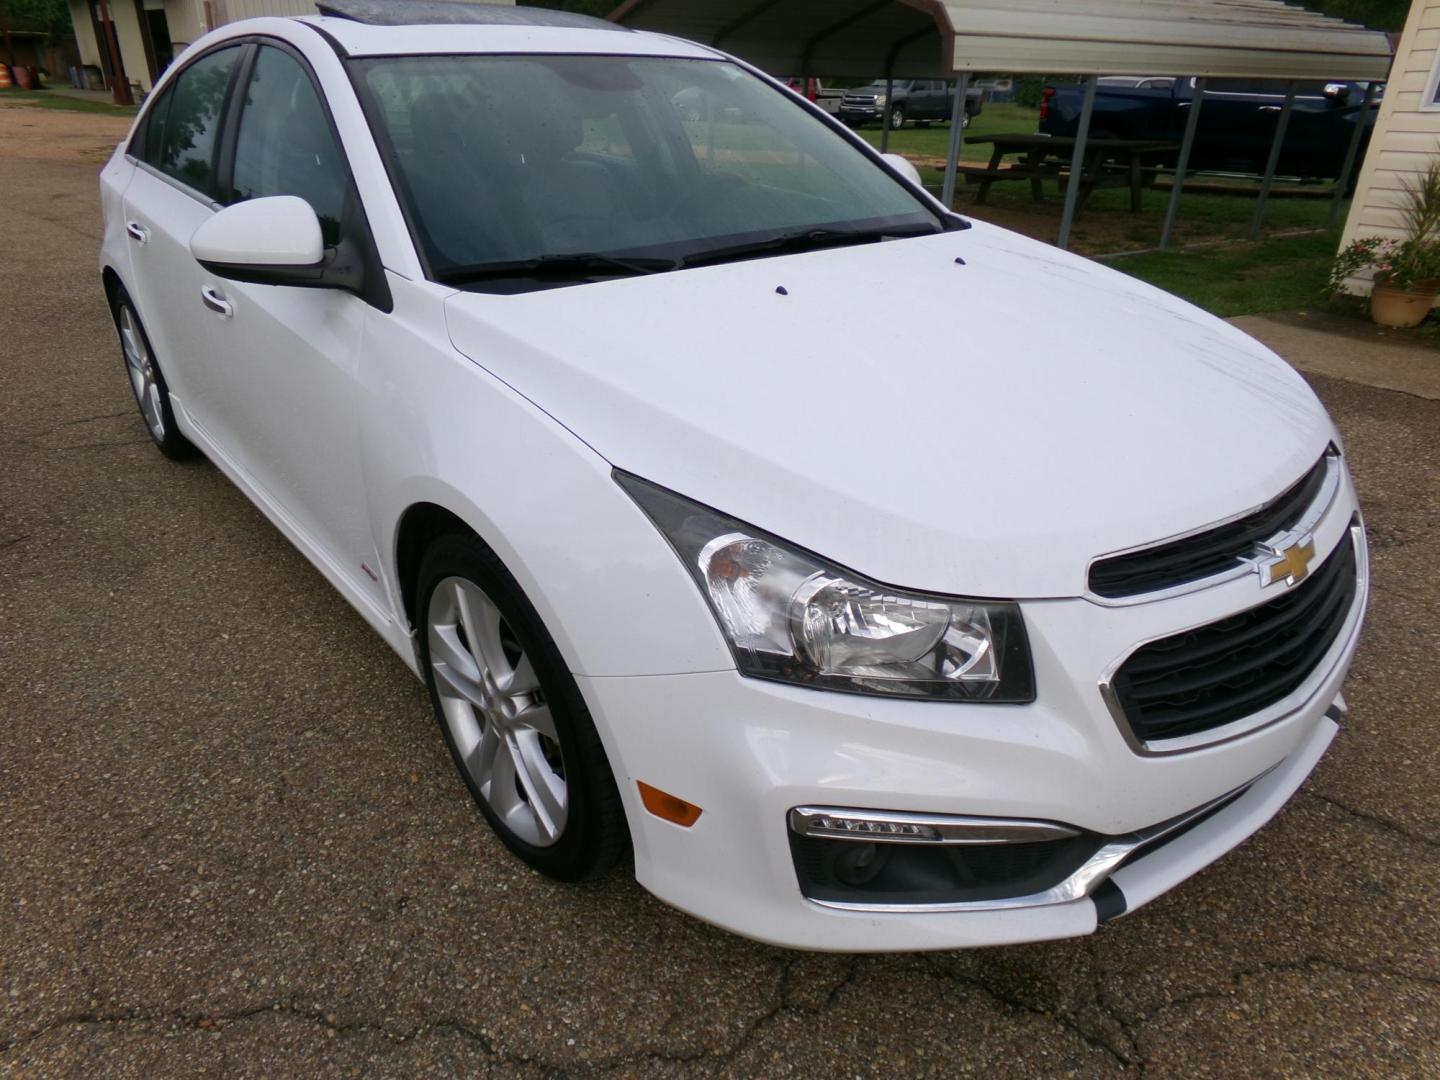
(111, 288), (196, 460)
(417, 532), (627, 881)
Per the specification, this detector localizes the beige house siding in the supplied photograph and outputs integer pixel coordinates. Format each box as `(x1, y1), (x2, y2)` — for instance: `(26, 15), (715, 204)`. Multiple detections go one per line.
(163, 0), (206, 50)
(66, 0), (103, 69)
(1339, 0), (1440, 294)
(211, 0), (327, 22)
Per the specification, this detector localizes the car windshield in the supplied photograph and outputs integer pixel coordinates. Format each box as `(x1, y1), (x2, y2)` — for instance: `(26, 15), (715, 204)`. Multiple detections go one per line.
(352, 55), (948, 290)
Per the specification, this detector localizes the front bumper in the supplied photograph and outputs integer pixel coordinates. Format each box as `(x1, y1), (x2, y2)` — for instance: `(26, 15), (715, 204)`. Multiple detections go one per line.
(576, 501), (1364, 951)
(578, 659), (1351, 951)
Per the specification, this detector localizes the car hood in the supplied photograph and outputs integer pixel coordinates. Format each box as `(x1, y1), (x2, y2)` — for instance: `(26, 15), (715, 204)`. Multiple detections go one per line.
(444, 221), (1332, 598)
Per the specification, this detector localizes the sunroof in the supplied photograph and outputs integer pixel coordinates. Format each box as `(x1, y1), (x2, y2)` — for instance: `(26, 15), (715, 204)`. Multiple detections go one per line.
(315, 0), (629, 30)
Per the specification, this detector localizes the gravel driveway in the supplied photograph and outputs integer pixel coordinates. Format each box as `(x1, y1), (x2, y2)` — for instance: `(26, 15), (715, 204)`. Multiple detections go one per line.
(1, 104), (1437, 1078)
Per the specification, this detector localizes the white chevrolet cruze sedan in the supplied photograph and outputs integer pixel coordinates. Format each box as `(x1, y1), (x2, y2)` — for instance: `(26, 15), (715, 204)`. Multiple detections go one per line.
(99, 1), (1367, 951)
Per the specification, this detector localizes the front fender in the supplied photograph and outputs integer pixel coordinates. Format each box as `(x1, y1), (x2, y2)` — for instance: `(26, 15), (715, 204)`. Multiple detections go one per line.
(357, 275), (733, 682)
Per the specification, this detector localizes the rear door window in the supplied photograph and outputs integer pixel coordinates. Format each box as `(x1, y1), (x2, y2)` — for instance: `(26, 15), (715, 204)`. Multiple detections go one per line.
(147, 45), (242, 196)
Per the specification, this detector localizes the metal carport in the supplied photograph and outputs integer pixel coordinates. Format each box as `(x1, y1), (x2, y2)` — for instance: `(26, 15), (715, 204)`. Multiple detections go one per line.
(609, 0), (1393, 249)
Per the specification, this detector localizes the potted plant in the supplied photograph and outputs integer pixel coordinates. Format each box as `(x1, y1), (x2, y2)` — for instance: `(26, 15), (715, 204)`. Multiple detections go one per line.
(1330, 158), (1440, 329)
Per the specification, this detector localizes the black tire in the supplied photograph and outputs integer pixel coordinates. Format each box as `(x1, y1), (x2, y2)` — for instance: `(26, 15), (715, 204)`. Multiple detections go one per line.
(416, 531), (627, 882)
(109, 285), (197, 461)
(889, 105), (906, 130)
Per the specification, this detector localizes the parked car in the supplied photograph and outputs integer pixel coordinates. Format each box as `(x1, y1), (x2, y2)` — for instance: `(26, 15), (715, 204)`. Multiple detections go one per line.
(1040, 77), (1381, 181)
(101, 2), (1367, 953)
(839, 78), (984, 129)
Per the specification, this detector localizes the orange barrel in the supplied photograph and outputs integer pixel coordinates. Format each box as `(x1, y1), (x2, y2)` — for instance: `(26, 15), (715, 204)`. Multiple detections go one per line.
(0, 65), (13, 90)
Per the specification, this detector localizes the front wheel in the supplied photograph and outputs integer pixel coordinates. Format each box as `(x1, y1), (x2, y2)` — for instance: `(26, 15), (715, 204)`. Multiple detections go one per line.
(111, 289), (196, 460)
(889, 105), (906, 130)
(417, 532), (627, 881)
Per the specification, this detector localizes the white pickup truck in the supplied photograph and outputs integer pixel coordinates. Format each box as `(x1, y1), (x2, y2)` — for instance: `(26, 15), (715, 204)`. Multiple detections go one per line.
(784, 76), (845, 115)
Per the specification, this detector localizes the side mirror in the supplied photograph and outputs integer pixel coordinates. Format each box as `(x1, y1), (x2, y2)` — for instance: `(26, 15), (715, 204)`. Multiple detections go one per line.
(881, 152), (924, 188)
(191, 195), (324, 272)
(191, 193), (391, 311)
(1323, 82), (1352, 106)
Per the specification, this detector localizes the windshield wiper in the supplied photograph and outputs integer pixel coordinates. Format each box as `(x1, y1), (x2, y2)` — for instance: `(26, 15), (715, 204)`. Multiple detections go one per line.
(679, 225), (942, 270)
(436, 252), (680, 285)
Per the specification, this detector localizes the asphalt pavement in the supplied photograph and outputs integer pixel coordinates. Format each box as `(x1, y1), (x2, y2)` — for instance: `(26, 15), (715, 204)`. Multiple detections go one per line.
(1, 108), (1437, 1078)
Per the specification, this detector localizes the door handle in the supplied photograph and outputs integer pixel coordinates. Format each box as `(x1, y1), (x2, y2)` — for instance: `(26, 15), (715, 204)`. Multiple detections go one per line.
(125, 221), (149, 244)
(200, 285), (233, 318)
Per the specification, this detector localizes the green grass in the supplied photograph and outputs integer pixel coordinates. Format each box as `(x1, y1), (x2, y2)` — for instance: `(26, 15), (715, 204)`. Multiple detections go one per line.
(1106, 230), (1340, 317)
(969, 179), (1338, 234)
(854, 102), (1040, 163)
(0, 89), (137, 115)
(851, 102), (1345, 319)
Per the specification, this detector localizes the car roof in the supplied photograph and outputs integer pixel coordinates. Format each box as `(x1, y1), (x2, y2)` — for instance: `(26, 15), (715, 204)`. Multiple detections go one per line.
(297, 0), (721, 61)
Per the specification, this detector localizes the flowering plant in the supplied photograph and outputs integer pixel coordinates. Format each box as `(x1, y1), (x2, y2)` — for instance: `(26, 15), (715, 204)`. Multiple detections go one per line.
(1329, 156), (1440, 295)
(1329, 236), (1440, 294)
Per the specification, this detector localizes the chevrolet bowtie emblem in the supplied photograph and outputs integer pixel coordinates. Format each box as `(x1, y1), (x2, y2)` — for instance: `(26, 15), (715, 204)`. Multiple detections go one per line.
(1264, 538), (1316, 587)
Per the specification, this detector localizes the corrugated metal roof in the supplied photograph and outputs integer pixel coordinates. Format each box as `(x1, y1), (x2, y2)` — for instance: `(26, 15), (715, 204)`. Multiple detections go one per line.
(608, 0), (1393, 80)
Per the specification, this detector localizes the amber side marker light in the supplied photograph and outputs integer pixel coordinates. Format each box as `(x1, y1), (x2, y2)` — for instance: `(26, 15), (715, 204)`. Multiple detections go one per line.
(637, 781), (703, 827)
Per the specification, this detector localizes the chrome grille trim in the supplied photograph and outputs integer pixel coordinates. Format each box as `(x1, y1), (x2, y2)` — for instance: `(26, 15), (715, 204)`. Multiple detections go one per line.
(1084, 448), (1343, 607)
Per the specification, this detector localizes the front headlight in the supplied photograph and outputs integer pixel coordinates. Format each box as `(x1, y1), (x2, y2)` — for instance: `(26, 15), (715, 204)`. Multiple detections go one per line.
(874, 94), (888, 107)
(617, 473), (1034, 702)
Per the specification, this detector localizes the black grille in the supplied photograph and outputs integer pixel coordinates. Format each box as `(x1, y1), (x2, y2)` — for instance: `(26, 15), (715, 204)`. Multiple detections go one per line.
(1089, 452), (1332, 598)
(1111, 532), (1358, 744)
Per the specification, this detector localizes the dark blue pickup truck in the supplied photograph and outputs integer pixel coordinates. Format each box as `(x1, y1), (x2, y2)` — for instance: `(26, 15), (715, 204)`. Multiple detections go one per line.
(1039, 77), (1381, 183)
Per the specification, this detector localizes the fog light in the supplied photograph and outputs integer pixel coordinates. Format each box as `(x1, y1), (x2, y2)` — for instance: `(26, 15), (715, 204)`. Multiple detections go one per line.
(828, 841), (891, 887)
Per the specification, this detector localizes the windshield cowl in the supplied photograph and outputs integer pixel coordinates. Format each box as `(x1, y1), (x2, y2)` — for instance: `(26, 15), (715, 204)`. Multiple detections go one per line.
(434, 223), (964, 292)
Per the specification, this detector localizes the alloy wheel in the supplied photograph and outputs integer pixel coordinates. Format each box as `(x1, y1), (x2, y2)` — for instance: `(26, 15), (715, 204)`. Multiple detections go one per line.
(427, 576), (568, 847)
(118, 304), (165, 439)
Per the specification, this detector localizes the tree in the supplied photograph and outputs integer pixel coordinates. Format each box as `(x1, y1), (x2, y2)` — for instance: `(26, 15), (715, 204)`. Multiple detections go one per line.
(1300, 0), (1408, 33)
(4, 0), (71, 39)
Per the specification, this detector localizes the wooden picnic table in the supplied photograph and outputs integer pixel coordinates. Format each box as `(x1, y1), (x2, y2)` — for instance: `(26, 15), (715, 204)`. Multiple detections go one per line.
(959, 133), (1180, 212)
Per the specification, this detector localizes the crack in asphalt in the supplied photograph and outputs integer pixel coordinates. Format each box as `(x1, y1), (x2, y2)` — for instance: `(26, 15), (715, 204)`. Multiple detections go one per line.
(60, 410), (134, 426)
(5, 943), (1438, 1074)
(941, 971), (1135, 1070)
(1125, 956), (1440, 1033)
(1302, 789), (1440, 850)
(1, 961), (798, 1075)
